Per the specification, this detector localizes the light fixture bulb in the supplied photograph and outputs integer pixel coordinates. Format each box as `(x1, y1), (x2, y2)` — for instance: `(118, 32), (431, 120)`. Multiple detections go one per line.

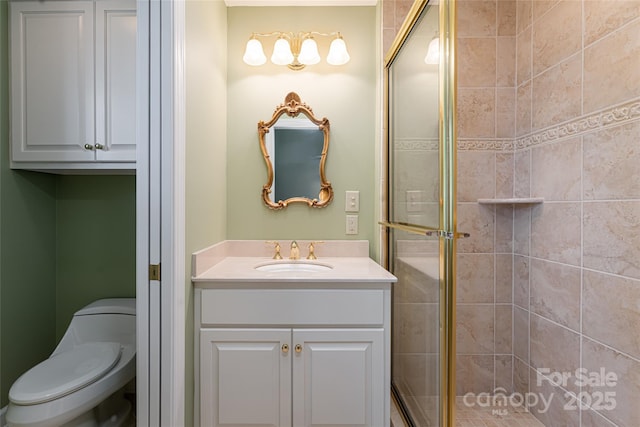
(298, 38), (321, 65)
(424, 36), (439, 64)
(242, 38), (266, 66)
(327, 36), (350, 66)
(271, 37), (294, 66)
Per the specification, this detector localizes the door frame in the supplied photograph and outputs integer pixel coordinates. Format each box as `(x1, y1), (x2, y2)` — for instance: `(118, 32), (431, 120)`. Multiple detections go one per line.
(382, 0), (458, 426)
(136, 0), (186, 425)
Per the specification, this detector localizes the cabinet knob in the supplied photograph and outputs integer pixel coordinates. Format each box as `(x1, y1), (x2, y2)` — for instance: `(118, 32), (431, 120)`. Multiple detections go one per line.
(281, 344), (289, 353)
(84, 144), (95, 150)
(94, 143), (104, 150)
(295, 344), (302, 353)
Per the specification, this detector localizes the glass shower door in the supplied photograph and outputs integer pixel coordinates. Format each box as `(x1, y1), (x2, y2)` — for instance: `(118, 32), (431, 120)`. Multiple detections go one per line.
(383, 0), (457, 426)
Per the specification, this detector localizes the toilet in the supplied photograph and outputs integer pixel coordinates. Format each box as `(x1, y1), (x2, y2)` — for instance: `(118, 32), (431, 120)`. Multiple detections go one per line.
(6, 298), (136, 427)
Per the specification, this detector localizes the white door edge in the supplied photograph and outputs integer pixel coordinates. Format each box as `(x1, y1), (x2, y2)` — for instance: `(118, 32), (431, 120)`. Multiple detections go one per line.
(137, 0), (186, 425)
(160, 0), (186, 425)
(135, 0), (151, 424)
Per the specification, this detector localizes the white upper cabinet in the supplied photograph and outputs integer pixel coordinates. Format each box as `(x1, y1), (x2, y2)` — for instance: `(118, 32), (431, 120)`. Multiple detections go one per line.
(9, 0), (136, 172)
(95, 0), (137, 163)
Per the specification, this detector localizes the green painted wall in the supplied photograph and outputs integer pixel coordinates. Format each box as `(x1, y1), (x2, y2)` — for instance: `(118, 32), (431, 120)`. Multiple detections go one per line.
(0, 2), (136, 406)
(55, 175), (136, 340)
(185, 1), (228, 425)
(0, 1), (57, 406)
(226, 7), (379, 255)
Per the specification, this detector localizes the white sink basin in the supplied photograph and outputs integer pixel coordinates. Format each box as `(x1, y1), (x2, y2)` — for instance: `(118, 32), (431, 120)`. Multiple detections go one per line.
(255, 261), (333, 273)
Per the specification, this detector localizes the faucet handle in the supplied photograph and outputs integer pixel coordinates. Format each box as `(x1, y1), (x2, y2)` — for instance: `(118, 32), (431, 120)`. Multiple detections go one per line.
(306, 241), (324, 260)
(266, 241), (283, 259)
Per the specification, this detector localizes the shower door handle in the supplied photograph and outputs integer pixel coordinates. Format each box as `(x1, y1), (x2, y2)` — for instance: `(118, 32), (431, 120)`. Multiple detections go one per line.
(379, 221), (470, 239)
(425, 230), (471, 239)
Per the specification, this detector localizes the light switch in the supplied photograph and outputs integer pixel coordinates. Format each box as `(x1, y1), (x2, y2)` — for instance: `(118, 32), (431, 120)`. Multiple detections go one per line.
(345, 191), (360, 212)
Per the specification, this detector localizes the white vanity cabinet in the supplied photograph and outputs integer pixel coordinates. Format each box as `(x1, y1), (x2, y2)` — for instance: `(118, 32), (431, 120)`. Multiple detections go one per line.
(195, 287), (390, 427)
(9, 0), (136, 172)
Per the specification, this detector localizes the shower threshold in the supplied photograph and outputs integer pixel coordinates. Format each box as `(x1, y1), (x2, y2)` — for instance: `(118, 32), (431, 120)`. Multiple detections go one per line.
(390, 394), (545, 427)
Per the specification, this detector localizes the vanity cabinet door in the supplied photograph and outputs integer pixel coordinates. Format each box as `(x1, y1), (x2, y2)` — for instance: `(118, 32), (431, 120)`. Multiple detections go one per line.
(292, 328), (385, 427)
(200, 328), (292, 427)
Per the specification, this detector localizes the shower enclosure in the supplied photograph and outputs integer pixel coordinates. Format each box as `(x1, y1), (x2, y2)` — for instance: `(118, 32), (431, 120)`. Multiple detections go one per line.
(382, 0), (458, 426)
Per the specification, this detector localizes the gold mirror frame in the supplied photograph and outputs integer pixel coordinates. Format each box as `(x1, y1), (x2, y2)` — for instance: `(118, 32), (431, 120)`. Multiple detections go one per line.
(258, 92), (333, 209)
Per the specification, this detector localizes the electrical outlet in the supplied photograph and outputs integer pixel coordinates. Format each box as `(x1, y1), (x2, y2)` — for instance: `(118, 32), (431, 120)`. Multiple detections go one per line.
(345, 190), (360, 212)
(346, 215), (359, 235)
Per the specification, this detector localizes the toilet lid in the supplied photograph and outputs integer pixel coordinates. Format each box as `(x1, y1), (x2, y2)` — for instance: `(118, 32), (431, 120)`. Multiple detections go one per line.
(9, 342), (122, 405)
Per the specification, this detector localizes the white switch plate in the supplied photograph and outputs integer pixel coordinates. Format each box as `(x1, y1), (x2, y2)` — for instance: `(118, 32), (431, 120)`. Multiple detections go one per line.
(345, 190), (360, 212)
(346, 215), (359, 235)
(406, 190), (422, 212)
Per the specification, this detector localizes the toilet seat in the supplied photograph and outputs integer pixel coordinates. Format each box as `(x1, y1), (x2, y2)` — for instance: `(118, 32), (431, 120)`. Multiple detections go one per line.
(9, 342), (122, 405)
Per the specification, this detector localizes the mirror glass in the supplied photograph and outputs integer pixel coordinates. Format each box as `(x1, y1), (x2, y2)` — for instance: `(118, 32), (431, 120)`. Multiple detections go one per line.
(259, 93), (333, 209)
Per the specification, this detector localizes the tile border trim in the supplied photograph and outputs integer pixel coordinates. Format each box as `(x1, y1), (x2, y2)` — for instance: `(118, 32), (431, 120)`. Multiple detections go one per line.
(454, 98), (640, 151)
(515, 98), (640, 150)
(458, 139), (514, 151)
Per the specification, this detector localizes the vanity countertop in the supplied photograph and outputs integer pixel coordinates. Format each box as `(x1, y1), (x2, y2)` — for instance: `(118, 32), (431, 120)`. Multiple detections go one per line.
(191, 240), (397, 286)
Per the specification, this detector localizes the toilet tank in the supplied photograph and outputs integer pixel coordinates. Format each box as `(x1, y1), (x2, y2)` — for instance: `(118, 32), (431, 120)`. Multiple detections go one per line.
(53, 298), (136, 356)
(74, 298), (136, 316)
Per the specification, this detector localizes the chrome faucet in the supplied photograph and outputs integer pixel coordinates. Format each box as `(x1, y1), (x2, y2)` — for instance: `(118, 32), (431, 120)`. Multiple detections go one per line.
(289, 240), (300, 260)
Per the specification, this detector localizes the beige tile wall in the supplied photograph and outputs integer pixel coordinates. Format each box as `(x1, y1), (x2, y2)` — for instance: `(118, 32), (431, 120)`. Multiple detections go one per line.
(514, 1), (640, 426)
(456, 0), (519, 399)
(456, 0), (518, 398)
(386, 1), (639, 425)
(383, 0), (415, 54)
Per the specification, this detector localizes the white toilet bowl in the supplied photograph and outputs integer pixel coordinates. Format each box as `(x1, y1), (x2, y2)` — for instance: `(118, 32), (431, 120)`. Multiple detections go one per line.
(6, 299), (136, 427)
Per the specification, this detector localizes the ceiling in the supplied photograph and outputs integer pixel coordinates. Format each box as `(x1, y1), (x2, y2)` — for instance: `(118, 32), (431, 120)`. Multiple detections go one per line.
(224, 0), (377, 6)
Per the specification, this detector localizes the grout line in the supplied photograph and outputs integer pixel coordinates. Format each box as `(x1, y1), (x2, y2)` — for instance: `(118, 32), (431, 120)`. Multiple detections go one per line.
(582, 334), (640, 365)
(529, 309), (580, 335)
(582, 13), (640, 51)
(579, 92), (585, 427)
(525, 254), (640, 283)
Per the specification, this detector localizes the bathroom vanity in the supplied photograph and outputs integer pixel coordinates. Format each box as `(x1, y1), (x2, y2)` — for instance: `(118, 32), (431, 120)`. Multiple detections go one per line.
(192, 240), (396, 427)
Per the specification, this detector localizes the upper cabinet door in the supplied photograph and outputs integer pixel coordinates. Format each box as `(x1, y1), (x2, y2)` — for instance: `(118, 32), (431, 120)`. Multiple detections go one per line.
(10, 1), (95, 162)
(95, 0), (136, 162)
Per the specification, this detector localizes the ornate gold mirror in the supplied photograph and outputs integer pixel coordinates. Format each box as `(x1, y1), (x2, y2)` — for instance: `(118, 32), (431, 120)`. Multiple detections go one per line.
(258, 92), (333, 209)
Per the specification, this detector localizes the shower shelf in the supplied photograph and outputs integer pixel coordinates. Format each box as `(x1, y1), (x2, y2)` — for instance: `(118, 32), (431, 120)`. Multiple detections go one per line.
(477, 197), (544, 205)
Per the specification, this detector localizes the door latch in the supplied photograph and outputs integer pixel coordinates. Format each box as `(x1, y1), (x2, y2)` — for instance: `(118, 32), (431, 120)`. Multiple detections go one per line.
(149, 264), (161, 281)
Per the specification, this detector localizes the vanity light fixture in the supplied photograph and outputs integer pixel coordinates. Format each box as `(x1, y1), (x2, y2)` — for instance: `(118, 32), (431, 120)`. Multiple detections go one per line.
(243, 31), (350, 71)
(424, 32), (439, 65)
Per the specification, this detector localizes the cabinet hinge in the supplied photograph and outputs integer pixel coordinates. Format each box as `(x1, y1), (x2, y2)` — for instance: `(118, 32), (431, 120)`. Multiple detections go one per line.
(149, 263), (161, 281)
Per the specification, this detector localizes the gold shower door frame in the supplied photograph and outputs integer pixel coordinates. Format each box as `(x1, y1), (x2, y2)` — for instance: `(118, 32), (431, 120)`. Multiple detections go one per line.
(382, 0), (457, 426)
